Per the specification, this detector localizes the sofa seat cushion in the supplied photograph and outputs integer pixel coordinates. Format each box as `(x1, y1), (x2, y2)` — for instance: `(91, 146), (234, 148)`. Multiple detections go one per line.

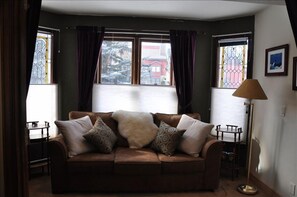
(67, 152), (115, 174)
(114, 147), (161, 175)
(158, 153), (205, 174)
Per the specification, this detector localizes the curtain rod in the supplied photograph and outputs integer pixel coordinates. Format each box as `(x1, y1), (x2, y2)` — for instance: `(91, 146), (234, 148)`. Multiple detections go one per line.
(65, 26), (169, 35)
(212, 31), (252, 38)
(38, 26), (60, 32)
(65, 26), (207, 36)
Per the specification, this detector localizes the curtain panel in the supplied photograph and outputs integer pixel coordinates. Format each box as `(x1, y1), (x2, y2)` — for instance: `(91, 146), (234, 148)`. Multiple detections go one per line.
(26, 0), (42, 95)
(170, 30), (197, 114)
(77, 26), (105, 111)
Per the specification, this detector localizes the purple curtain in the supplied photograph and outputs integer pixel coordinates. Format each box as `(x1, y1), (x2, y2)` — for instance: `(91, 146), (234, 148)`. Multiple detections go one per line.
(170, 30), (197, 114)
(77, 26), (105, 111)
(285, 0), (297, 46)
(26, 0), (42, 95)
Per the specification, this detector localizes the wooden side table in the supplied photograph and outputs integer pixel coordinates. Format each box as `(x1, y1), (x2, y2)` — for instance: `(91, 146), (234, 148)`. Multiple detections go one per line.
(216, 124), (243, 180)
(26, 121), (50, 178)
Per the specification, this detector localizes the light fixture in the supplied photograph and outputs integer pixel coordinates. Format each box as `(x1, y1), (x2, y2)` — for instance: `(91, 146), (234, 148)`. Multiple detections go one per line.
(232, 79), (267, 195)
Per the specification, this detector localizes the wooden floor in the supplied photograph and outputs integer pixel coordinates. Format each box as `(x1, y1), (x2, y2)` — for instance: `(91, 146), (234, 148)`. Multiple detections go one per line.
(29, 174), (269, 197)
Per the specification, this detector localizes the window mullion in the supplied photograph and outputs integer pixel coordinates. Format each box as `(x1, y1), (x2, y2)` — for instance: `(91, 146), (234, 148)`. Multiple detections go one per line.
(133, 37), (140, 84)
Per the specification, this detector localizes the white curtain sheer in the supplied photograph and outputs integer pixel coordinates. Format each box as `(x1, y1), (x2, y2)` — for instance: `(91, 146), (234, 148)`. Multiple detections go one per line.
(210, 87), (248, 142)
(26, 84), (58, 137)
(92, 84), (178, 114)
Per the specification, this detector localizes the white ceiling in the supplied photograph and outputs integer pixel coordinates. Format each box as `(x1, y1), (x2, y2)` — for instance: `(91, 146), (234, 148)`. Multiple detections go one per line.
(41, 0), (285, 21)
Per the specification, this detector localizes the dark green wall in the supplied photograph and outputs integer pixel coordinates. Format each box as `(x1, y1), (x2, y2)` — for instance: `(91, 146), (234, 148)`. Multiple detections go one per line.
(39, 11), (254, 121)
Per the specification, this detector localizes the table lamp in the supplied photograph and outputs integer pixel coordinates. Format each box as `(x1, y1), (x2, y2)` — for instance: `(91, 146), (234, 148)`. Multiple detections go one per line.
(232, 79), (267, 195)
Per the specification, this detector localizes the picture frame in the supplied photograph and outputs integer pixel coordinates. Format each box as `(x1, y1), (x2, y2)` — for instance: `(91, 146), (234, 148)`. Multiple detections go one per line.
(293, 57), (297, 90)
(265, 44), (289, 76)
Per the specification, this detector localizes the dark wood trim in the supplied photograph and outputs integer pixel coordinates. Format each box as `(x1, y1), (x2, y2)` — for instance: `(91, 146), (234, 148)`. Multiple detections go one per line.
(0, 0), (28, 196)
(250, 173), (281, 197)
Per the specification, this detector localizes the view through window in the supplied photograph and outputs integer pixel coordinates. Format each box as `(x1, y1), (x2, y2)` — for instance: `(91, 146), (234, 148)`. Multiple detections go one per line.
(98, 34), (172, 86)
(101, 40), (133, 84)
(140, 42), (171, 85)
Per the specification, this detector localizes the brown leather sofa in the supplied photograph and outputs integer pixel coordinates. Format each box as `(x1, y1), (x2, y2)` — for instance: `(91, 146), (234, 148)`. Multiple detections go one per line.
(49, 111), (223, 193)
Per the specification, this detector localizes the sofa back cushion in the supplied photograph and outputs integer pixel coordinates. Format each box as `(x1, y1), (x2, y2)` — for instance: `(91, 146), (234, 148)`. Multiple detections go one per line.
(69, 111), (128, 147)
(153, 113), (200, 127)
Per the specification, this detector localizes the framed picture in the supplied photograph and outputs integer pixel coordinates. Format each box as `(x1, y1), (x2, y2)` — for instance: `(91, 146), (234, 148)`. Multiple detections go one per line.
(293, 57), (297, 90)
(265, 44), (289, 76)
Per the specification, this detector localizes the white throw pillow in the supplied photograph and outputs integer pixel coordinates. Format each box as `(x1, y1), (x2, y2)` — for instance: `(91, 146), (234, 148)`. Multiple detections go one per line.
(55, 116), (95, 157)
(177, 114), (214, 157)
(112, 110), (158, 149)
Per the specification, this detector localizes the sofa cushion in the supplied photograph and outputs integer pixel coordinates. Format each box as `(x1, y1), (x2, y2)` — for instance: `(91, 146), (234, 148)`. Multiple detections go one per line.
(55, 116), (94, 157)
(83, 117), (117, 153)
(154, 113), (200, 127)
(151, 121), (185, 156)
(114, 147), (161, 175)
(158, 153), (205, 174)
(69, 111), (129, 147)
(67, 152), (115, 174)
(177, 114), (214, 157)
(112, 110), (158, 149)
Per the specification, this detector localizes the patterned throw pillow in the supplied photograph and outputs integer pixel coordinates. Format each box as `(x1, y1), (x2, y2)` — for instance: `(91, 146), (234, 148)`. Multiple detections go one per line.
(151, 121), (185, 156)
(83, 117), (117, 153)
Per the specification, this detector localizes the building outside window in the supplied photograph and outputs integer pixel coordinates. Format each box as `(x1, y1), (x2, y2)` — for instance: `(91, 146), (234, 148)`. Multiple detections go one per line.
(140, 41), (171, 85)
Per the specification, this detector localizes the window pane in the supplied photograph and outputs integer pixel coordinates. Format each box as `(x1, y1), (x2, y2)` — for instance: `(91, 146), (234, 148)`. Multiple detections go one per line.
(217, 44), (248, 88)
(140, 42), (171, 85)
(101, 40), (132, 84)
(30, 32), (52, 84)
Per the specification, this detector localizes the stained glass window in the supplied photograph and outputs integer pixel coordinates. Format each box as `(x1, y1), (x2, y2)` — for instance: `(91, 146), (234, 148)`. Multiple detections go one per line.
(217, 38), (248, 88)
(30, 32), (52, 84)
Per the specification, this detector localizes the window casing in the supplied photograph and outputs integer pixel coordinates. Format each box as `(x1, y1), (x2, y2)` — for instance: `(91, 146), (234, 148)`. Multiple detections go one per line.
(97, 33), (173, 86)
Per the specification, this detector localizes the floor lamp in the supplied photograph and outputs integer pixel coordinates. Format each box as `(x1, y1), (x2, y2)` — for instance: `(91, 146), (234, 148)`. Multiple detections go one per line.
(232, 79), (267, 195)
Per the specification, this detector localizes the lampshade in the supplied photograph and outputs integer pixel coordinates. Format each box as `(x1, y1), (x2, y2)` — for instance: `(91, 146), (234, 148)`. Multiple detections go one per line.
(232, 79), (268, 100)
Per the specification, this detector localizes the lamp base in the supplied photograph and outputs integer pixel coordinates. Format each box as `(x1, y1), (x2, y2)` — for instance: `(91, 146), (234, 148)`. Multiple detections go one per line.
(237, 184), (258, 195)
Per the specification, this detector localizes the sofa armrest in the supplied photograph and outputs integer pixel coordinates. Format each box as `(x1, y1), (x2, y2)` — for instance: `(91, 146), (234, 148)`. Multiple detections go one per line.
(201, 136), (223, 190)
(48, 134), (68, 193)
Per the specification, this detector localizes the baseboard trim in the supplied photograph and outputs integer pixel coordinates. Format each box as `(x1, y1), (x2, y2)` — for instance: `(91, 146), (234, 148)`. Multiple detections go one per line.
(250, 173), (281, 197)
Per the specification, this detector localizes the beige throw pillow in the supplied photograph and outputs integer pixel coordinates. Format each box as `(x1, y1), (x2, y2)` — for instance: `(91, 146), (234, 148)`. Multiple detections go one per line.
(112, 110), (158, 149)
(55, 116), (94, 157)
(177, 114), (214, 157)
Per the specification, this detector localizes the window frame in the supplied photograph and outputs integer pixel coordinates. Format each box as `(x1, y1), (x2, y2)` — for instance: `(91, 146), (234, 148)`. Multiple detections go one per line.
(96, 32), (173, 86)
(211, 34), (253, 88)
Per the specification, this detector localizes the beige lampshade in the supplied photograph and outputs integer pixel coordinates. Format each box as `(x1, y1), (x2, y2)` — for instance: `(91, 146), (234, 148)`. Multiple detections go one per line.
(232, 79), (268, 100)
